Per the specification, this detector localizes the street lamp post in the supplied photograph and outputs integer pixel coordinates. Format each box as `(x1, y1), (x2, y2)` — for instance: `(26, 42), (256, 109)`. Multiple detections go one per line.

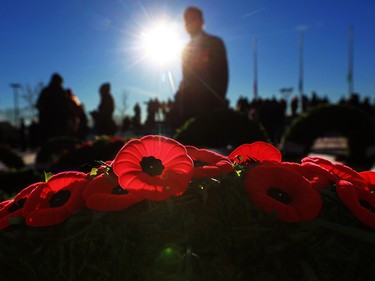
(347, 26), (354, 97)
(280, 87), (294, 116)
(298, 31), (304, 113)
(10, 83), (22, 128)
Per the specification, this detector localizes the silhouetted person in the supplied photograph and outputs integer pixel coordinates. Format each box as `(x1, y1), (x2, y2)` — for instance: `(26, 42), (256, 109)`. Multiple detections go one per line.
(301, 94), (309, 112)
(145, 98), (160, 126)
(133, 102), (141, 129)
(291, 96), (299, 117)
(236, 96), (250, 114)
(66, 89), (89, 139)
(91, 82), (117, 135)
(36, 73), (77, 142)
(362, 97), (373, 115)
(121, 116), (132, 132)
(174, 6), (229, 124)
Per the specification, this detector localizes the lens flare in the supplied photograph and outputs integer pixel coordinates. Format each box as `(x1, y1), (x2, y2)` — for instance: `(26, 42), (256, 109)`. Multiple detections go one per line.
(141, 20), (184, 65)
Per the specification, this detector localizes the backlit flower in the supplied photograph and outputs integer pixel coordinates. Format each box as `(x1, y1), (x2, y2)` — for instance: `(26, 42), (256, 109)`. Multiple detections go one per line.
(228, 141), (282, 165)
(23, 171), (90, 227)
(0, 183), (39, 229)
(185, 145), (233, 178)
(276, 161), (336, 190)
(113, 135), (193, 201)
(245, 165), (322, 222)
(82, 172), (144, 211)
(336, 179), (375, 230)
(301, 156), (366, 187)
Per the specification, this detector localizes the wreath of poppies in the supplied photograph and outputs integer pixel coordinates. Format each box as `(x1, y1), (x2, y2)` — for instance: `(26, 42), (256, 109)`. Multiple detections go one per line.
(1, 134), (374, 232)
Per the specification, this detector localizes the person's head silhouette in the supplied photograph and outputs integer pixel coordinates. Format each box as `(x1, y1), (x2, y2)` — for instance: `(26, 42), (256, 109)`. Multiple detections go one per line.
(50, 73), (63, 87)
(184, 6), (204, 37)
(100, 82), (110, 95)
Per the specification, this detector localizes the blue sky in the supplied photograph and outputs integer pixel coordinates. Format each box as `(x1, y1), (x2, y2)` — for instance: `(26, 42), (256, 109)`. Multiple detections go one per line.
(1, 0), (374, 124)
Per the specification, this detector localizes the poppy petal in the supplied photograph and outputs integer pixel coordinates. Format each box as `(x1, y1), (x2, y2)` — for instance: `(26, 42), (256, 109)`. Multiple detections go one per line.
(83, 173), (144, 211)
(302, 156), (366, 187)
(229, 141), (282, 164)
(359, 171), (375, 190)
(186, 145), (233, 178)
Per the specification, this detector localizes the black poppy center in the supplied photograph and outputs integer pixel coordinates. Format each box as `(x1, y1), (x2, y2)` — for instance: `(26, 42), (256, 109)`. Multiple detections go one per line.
(8, 198), (27, 213)
(194, 160), (209, 168)
(49, 190), (71, 207)
(140, 156), (164, 176)
(267, 187), (292, 204)
(112, 185), (129, 195)
(359, 199), (375, 213)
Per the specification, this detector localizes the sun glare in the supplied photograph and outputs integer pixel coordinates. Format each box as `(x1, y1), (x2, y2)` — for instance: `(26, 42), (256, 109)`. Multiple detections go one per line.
(141, 20), (184, 66)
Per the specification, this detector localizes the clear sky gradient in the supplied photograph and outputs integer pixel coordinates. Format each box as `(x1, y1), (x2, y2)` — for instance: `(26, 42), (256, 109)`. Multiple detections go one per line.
(1, 0), (374, 124)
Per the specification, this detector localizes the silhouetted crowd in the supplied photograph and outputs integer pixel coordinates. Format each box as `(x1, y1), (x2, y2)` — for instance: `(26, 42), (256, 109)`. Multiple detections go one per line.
(235, 92), (375, 145)
(0, 73), (119, 149)
(1, 71), (374, 152)
(33, 73), (119, 145)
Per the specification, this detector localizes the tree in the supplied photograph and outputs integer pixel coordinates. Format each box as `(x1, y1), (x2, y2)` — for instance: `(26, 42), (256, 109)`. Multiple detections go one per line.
(114, 90), (129, 125)
(21, 82), (44, 124)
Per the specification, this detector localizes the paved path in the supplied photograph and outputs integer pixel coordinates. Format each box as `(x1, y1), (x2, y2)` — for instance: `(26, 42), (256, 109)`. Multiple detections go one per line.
(20, 150), (37, 168)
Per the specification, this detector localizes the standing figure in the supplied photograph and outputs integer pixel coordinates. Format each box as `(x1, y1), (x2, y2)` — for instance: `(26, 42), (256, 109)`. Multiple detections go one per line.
(66, 89), (89, 139)
(36, 73), (77, 142)
(175, 6), (229, 124)
(91, 82), (117, 135)
(133, 102), (141, 129)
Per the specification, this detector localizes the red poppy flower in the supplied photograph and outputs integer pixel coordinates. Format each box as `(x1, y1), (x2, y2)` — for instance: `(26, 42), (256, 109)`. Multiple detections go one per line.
(0, 183), (40, 229)
(185, 145), (233, 178)
(22, 171), (90, 227)
(82, 173), (144, 211)
(264, 161), (336, 190)
(245, 165), (322, 222)
(359, 171), (375, 191)
(112, 135), (193, 201)
(228, 141), (282, 165)
(301, 156), (366, 187)
(336, 179), (375, 230)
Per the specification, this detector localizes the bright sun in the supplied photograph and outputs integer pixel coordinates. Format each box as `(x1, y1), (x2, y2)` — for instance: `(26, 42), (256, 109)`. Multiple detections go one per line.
(140, 20), (184, 66)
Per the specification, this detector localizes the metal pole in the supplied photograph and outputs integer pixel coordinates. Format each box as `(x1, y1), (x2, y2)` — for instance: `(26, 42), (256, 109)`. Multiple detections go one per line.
(347, 26), (354, 97)
(10, 83), (21, 128)
(298, 31), (304, 113)
(253, 37), (258, 100)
